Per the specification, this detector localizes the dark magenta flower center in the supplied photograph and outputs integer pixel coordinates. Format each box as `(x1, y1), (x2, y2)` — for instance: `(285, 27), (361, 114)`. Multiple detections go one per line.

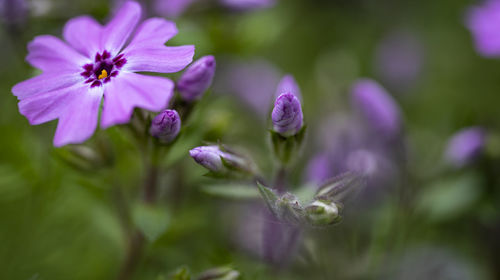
(80, 50), (127, 88)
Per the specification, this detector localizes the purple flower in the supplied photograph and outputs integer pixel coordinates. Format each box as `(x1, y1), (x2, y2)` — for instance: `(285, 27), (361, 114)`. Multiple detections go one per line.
(12, 1), (194, 147)
(351, 79), (402, 138)
(150, 109), (181, 143)
(220, 0), (276, 11)
(177, 55), (216, 102)
(466, 0), (500, 57)
(306, 154), (333, 185)
(0, 0), (28, 25)
(154, 0), (198, 18)
(213, 58), (280, 117)
(374, 30), (424, 92)
(271, 93), (303, 137)
(445, 127), (486, 167)
(275, 74), (302, 100)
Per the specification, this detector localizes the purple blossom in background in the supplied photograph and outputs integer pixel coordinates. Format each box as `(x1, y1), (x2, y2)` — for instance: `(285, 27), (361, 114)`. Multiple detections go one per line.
(154, 0), (198, 18)
(374, 30), (424, 92)
(272, 92), (303, 137)
(351, 79), (402, 139)
(221, 0), (276, 11)
(12, 1), (194, 146)
(177, 55), (216, 102)
(445, 127), (486, 167)
(0, 0), (27, 25)
(275, 74), (302, 100)
(466, 0), (500, 57)
(213, 58), (280, 118)
(150, 109), (181, 143)
(306, 153), (333, 185)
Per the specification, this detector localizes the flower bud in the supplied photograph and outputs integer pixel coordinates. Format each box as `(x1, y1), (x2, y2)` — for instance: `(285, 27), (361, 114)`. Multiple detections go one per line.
(271, 93), (303, 137)
(351, 79), (402, 138)
(305, 200), (340, 226)
(177, 55), (216, 102)
(445, 127), (486, 167)
(149, 109), (181, 143)
(189, 145), (254, 176)
(275, 74), (302, 100)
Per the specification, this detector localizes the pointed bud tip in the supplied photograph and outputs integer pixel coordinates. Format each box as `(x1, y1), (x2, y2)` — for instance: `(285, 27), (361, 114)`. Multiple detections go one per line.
(177, 55), (217, 102)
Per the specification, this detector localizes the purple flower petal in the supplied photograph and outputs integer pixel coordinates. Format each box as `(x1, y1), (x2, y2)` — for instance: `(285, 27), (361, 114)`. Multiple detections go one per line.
(126, 18), (178, 48)
(18, 85), (83, 125)
(103, 1), (141, 55)
(26, 35), (87, 72)
(275, 74), (302, 100)
(124, 45), (195, 73)
(12, 72), (82, 99)
(466, 0), (500, 57)
(271, 92), (303, 137)
(53, 87), (103, 147)
(63, 16), (103, 58)
(100, 72), (174, 128)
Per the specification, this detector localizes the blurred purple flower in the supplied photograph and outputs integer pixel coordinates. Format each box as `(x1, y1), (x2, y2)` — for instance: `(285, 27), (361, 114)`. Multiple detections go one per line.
(275, 74), (302, 100)
(213, 58), (280, 117)
(177, 55), (216, 102)
(190, 145), (228, 172)
(445, 127), (486, 167)
(12, 1), (194, 146)
(150, 109), (181, 143)
(154, 0), (198, 18)
(306, 153), (333, 185)
(374, 30), (424, 92)
(0, 0), (27, 25)
(272, 92), (303, 137)
(221, 0), (276, 11)
(466, 0), (500, 57)
(351, 79), (402, 139)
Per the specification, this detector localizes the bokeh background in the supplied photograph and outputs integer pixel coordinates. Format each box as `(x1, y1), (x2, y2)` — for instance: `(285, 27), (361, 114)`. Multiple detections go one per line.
(1, 0), (500, 279)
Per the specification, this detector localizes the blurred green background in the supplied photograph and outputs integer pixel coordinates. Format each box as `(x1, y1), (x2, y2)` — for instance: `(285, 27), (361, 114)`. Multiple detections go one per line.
(1, 0), (500, 279)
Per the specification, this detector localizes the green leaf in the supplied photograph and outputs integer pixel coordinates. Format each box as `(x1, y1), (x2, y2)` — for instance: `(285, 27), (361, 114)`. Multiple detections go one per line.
(201, 184), (259, 199)
(416, 172), (482, 222)
(171, 266), (191, 280)
(256, 182), (278, 213)
(132, 203), (170, 242)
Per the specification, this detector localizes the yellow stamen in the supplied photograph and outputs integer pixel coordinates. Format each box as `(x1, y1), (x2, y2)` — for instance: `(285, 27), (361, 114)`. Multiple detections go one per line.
(98, 69), (108, 80)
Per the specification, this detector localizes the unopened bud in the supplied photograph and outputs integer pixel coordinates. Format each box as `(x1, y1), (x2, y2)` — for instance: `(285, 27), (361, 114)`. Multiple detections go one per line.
(271, 92), (303, 137)
(149, 109), (181, 143)
(305, 200), (340, 226)
(445, 126), (486, 168)
(177, 55), (216, 102)
(189, 145), (254, 176)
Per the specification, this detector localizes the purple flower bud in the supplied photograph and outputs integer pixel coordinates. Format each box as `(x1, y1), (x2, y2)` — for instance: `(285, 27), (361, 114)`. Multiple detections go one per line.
(271, 93), (303, 137)
(466, 0), (500, 57)
(177, 55), (216, 102)
(351, 79), (402, 138)
(149, 109), (181, 143)
(445, 127), (486, 167)
(190, 146), (226, 172)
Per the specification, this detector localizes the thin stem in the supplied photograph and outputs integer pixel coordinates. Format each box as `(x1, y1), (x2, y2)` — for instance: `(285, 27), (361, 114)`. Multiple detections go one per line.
(116, 139), (161, 280)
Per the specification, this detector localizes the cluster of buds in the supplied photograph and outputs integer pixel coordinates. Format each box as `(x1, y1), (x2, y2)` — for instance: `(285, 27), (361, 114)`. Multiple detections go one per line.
(149, 56), (216, 143)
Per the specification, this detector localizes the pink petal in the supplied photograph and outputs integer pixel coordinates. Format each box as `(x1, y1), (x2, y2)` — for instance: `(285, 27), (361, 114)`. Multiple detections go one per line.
(126, 18), (178, 49)
(103, 1), (141, 55)
(53, 87), (103, 147)
(26, 35), (87, 72)
(100, 72), (174, 128)
(124, 45), (194, 73)
(18, 85), (83, 125)
(12, 72), (82, 99)
(63, 15), (103, 58)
